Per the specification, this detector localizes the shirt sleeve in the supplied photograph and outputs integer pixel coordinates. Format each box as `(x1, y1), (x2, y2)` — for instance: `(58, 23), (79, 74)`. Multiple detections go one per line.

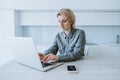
(44, 34), (58, 55)
(58, 30), (86, 62)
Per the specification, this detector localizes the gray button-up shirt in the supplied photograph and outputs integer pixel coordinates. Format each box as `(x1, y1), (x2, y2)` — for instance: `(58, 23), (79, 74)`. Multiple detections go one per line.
(44, 28), (86, 62)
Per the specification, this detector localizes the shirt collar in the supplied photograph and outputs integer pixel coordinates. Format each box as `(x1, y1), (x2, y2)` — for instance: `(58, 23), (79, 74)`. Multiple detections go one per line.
(62, 28), (75, 39)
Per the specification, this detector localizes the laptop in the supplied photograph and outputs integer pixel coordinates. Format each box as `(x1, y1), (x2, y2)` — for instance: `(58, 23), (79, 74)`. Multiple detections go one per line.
(10, 37), (64, 72)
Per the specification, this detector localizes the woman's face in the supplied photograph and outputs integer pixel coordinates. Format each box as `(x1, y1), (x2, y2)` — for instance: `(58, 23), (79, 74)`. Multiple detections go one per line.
(58, 15), (72, 32)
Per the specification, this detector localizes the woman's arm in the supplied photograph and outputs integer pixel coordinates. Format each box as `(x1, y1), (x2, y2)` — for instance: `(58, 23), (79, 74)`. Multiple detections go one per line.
(44, 34), (59, 55)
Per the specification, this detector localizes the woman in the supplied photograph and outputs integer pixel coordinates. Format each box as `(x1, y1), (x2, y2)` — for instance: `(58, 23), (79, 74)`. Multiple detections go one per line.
(39, 8), (86, 63)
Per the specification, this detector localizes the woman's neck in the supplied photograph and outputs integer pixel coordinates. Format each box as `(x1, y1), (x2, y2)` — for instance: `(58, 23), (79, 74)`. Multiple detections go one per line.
(64, 28), (72, 35)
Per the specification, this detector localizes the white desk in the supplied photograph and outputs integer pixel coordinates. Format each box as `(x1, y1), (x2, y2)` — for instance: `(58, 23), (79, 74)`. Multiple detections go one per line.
(0, 56), (120, 80)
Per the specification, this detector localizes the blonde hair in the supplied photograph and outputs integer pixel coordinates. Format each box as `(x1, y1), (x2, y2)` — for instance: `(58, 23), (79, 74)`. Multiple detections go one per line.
(57, 8), (76, 28)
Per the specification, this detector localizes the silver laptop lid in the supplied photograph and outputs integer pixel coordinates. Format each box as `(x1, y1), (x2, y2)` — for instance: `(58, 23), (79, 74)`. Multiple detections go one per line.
(11, 37), (44, 71)
(11, 37), (64, 72)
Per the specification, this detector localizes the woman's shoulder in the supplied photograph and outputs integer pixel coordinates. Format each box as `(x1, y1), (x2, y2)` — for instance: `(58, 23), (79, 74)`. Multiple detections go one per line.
(55, 31), (64, 37)
(74, 28), (85, 33)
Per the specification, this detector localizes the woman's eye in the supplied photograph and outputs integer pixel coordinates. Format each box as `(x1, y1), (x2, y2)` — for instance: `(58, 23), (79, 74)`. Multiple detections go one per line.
(58, 20), (67, 23)
(63, 20), (67, 23)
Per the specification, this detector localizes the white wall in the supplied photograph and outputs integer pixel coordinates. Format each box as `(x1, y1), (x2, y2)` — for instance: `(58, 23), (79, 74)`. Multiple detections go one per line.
(13, 0), (120, 44)
(1, 0), (120, 43)
(13, 0), (120, 10)
(0, 0), (13, 9)
(0, 10), (15, 66)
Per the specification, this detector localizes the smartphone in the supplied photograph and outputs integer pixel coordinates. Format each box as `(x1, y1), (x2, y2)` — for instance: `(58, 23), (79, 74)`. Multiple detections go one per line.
(67, 65), (78, 74)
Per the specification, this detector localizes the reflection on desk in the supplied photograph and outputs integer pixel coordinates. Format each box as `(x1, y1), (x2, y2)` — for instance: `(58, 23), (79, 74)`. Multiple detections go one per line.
(0, 56), (120, 80)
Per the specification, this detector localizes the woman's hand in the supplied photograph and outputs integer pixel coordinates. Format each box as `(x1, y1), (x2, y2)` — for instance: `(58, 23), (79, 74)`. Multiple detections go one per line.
(42, 53), (59, 63)
(38, 53), (45, 60)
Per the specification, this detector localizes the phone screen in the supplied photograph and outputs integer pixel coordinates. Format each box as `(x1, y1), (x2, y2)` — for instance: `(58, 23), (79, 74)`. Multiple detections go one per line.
(67, 65), (76, 71)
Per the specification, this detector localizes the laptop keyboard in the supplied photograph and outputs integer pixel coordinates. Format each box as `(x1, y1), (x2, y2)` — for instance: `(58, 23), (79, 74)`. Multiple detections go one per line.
(41, 61), (52, 67)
